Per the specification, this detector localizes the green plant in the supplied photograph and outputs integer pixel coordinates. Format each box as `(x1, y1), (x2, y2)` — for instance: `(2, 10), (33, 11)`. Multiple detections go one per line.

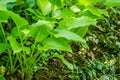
(0, 0), (120, 80)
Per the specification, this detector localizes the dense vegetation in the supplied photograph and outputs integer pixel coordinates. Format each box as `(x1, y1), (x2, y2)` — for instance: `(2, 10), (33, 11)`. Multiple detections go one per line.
(0, 0), (120, 80)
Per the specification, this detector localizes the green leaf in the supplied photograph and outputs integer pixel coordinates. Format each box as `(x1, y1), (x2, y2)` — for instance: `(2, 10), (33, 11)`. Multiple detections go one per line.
(71, 16), (96, 29)
(73, 27), (88, 38)
(40, 37), (72, 52)
(70, 5), (80, 13)
(26, 0), (35, 8)
(78, 10), (98, 19)
(53, 29), (88, 48)
(0, 0), (16, 4)
(0, 43), (10, 54)
(88, 6), (109, 17)
(59, 16), (96, 30)
(22, 46), (30, 54)
(30, 24), (51, 42)
(53, 53), (73, 70)
(37, 0), (51, 15)
(53, 8), (75, 18)
(0, 2), (7, 11)
(7, 36), (21, 53)
(0, 11), (9, 22)
(0, 76), (6, 80)
(11, 27), (18, 37)
(58, 17), (75, 30)
(9, 11), (28, 27)
(49, 0), (63, 7)
(53, 29), (85, 42)
(105, 0), (120, 8)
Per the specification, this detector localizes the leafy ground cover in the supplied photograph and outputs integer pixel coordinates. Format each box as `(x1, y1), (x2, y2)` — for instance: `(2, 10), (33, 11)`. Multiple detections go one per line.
(0, 0), (120, 80)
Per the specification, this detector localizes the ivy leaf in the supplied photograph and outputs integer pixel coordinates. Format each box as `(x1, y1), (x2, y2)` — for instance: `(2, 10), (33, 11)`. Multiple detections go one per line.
(41, 37), (72, 52)
(0, 43), (10, 54)
(53, 53), (73, 70)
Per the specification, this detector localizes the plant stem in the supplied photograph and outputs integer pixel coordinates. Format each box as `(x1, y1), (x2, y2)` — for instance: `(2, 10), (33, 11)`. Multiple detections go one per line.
(0, 23), (14, 72)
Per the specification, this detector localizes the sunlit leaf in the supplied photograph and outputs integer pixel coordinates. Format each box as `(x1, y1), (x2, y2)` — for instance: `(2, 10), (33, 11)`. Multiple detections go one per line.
(30, 24), (51, 42)
(53, 29), (88, 48)
(0, 0), (16, 4)
(22, 46), (30, 54)
(37, 0), (51, 15)
(41, 37), (72, 52)
(0, 2), (7, 11)
(59, 16), (96, 30)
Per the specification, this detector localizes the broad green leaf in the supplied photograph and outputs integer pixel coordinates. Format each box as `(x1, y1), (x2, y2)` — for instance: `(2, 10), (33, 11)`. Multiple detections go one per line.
(59, 16), (96, 30)
(37, 0), (51, 15)
(53, 29), (88, 48)
(78, 0), (90, 7)
(53, 29), (86, 42)
(41, 37), (72, 52)
(58, 17), (75, 30)
(60, 8), (76, 18)
(0, 0), (16, 4)
(7, 36), (21, 53)
(88, 6), (109, 17)
(9, 11), (28, 27)
(73, 26), (88, 38)
(0, 11), (9, 22)
(0, 2), (7, 11)
(11, 25), (31, 40)
(26, 0), (35, 8)
(53, 8), (75, 18)
(22, 46), (30, 54)
(105, 0), (120, 8)
(70, 5), (80, 13)
(49, 0), (62, 7)
(11, 27), (18, 37)
(0, 43), (10, 54)
(30, 24), (51, 42)
(31, 20), (54, 28)
(35, 25), (50, 42)
(53, 53), (73, 70)
(71, 16), (96, 29)
(77, 0), (99, 6)
(78, 10), (98, 19)
(20, 25), (31, 40)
